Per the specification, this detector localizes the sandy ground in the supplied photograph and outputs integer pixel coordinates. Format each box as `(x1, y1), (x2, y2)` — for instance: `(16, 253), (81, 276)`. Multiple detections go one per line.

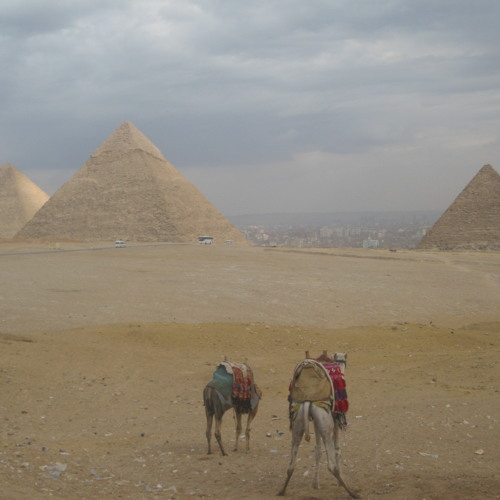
(0, 241), (499, 499)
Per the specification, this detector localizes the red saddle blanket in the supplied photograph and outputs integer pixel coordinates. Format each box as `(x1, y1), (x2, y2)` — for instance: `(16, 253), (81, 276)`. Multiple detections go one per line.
(320, 362), (349, 413)
(230, 364), (254, 414)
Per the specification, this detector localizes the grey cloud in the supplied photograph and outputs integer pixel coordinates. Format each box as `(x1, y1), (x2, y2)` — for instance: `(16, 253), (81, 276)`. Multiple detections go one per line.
(0, 0), (499, 212)
(0, 0), (125, 37)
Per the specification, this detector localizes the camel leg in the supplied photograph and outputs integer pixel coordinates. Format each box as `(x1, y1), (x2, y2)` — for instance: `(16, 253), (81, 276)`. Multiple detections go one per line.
(214, 416), (227, 456)
(278, 434), (302, 496)
(205, 410), (214, 455)
(333, 420), (341, 474)
(244, 407), (257, 452)
(324, 422), (358, 499)
(278, 404), (306, 496)
(234, 411), (242, 451)
(312, 424), (322, 489)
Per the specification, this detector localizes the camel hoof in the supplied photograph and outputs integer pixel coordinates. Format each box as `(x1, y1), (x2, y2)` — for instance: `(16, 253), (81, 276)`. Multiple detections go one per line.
(345, 487), (361, 499)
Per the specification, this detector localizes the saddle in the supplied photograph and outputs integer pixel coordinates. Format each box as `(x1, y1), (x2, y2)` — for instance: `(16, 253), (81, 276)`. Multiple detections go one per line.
(209, 361), (255, 414)
(288, 352), (349, 428)
(289, 359), (333, 403)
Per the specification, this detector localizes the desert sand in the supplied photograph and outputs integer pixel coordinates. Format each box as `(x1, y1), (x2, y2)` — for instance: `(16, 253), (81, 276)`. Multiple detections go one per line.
(1, 241), (499, 499)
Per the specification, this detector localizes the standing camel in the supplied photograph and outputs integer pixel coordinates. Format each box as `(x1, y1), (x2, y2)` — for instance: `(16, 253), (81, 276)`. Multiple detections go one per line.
(203, 360), (262, 456)
(278, 351), (358, 498)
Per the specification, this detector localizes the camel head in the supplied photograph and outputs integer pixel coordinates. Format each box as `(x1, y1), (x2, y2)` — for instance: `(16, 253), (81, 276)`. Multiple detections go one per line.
(333, 352), (347, 374)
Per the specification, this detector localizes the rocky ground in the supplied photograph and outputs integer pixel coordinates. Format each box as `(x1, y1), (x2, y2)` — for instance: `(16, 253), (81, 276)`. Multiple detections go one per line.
(1, 242), (499, 499)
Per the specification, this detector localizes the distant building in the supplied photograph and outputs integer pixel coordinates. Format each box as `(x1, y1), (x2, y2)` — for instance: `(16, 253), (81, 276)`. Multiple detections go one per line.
(363, 238), (379, 249)
(319, 226), (334, 238)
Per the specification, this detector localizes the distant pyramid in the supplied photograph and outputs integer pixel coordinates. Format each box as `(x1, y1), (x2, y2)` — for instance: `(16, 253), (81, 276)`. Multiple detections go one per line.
(0, 163), (49, 238)
(417, 164), (500, 250)
(16, 121), (248, 244)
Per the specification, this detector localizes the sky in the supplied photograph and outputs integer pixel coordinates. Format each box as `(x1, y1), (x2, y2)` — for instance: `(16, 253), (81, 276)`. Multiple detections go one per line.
(1, 0), (499, 216)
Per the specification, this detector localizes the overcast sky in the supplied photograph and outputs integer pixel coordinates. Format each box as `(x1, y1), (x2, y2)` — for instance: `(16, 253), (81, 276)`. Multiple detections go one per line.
(1, 0), (499, 216)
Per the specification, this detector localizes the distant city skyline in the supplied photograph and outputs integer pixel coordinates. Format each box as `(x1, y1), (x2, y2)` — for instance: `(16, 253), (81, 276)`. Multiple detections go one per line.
(1, 1), (499, 216)
(231, 209), (441, 249)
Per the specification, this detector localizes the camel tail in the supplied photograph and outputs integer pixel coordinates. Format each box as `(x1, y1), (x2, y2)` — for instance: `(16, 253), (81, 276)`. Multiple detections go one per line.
(303, 401), (311, 442)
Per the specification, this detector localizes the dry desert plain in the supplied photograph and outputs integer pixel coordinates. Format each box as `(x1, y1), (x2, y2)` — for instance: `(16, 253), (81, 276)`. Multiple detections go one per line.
(0, 241), (499, 500)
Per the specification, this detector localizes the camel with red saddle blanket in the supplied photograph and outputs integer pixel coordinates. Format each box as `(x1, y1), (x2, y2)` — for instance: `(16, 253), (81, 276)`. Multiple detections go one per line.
(278, 350), (359, 498)
(203, 360), (262, 456)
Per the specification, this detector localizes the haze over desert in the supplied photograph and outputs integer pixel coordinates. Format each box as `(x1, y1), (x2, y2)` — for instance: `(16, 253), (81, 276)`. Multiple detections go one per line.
(1, 241), (499, 499)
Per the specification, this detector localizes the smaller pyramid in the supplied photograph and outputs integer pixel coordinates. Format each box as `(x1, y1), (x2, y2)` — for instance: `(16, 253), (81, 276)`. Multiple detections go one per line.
(417, 164), (500, 250)
(16, 121), (248, 244)
(0, 163), (49, 238)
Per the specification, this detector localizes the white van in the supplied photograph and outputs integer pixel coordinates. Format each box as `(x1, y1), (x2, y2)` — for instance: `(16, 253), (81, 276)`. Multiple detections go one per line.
(198, 236), (214, 245)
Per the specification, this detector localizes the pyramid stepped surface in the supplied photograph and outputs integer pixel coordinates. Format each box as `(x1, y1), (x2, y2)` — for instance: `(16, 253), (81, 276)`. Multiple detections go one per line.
(417, 164), (500, 250)
(16, 121), (248, 244)
(0, 163), (49, 239)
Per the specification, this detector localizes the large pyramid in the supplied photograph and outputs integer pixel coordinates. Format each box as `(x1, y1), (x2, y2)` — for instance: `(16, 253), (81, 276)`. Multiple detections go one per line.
(417, 164), (500, 250)
(16, 121), (248, 244)
(0, 163), (49, 238)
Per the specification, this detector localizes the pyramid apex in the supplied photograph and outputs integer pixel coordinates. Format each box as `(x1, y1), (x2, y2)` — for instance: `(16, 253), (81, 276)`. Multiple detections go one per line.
(468, 164), (499, 184)
(1, 162), (29, 178)
(92, 121), (166, 161)
(0, 163), (49, 238)
(479, 164), (497, 174)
